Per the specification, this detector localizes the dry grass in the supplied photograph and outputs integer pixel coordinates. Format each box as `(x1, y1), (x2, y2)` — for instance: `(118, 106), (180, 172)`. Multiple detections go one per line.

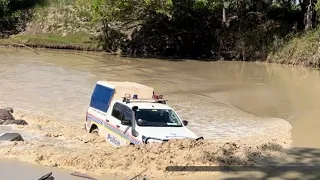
(267, 28), (320, 68)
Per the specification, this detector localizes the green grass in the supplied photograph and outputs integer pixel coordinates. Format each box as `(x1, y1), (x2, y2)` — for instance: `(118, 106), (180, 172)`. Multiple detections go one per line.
(45, 0), (75, 6)
(12, 33), (92, 45)
(268, 28), (320, 68)
(0, 32), (102, 51)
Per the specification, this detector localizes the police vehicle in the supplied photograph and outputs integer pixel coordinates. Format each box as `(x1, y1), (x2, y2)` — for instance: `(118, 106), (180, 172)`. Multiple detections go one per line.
(85, 81), (203, 147)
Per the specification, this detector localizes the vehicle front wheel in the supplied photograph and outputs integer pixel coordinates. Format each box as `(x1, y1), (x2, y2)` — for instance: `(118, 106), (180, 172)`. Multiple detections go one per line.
(89, 124), (99, 136)
(91, 128), (99, 135)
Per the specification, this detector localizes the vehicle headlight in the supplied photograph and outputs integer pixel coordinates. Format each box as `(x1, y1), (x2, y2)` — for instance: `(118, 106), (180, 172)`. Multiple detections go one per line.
(147, 139), (163, 143)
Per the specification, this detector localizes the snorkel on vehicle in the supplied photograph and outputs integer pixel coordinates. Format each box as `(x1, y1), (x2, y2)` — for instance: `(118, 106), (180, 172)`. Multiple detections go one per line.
(131, 105), (139, 138)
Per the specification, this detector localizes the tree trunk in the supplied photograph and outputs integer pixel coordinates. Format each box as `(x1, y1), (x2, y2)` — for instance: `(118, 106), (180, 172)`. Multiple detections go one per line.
(303, 0), (317, 30)
(222, 7), (226, 24)
(222, 1), (230, 26)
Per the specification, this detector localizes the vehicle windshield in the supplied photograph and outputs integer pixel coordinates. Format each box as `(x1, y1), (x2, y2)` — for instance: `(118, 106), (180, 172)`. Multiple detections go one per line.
(135, 109), (183, 127)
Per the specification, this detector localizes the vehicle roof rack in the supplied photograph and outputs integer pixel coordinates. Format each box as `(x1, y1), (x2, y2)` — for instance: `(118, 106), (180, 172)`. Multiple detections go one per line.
(122, 97), (167, 104)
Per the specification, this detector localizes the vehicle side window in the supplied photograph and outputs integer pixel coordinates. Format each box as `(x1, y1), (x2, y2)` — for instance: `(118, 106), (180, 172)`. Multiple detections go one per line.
(123, 107), (132, 121)
(111, 103), (123, 120)
(169, 110), (179, 123)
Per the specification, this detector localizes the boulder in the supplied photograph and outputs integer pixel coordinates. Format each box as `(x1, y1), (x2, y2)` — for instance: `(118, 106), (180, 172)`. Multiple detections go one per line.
(38, 172), (54, 180)
(4, 107), (13, 113)
(0, 133), (24, 141)
(0, 107), (28, 126)
(0, 119), (28, 125)
(0, 108), (15, 120)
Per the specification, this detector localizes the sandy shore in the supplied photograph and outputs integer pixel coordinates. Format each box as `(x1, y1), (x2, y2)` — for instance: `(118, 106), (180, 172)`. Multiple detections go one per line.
(0, 110), (296, 179)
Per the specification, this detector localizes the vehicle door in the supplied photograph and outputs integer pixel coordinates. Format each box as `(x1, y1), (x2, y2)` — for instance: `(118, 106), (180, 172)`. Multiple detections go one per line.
(119, 106), (133, 136)
(109, 103), (132, 145)
(113, 104), (132, 135)
(104, 102), (127, 146)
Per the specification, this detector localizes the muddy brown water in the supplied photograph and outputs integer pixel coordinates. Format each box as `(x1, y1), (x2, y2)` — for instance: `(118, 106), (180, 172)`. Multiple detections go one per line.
(0, 47), (319, 149)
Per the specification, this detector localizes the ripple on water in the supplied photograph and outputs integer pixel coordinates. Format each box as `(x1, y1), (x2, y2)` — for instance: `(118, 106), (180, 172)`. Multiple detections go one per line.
(170, 94), (292, 146)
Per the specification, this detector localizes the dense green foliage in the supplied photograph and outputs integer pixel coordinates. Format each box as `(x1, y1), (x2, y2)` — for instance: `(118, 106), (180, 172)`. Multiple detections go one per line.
(0, 0), (47, 37)
(87, 0), (317, 60)
(1, 0), (319, 61)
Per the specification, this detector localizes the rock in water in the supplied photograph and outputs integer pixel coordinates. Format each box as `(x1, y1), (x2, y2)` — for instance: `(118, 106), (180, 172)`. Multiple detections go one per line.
(3, 107), (13, 113)
(0, 133), (24, 141)
(5, 119), (28, 125)
(0, 119), (27, 125)
(38, 172), (54, 180)
(0, 119), (28, 125)
(0, 107), (28, 125)
(15, 119), (28, 125)
(0, 109), (15, 120)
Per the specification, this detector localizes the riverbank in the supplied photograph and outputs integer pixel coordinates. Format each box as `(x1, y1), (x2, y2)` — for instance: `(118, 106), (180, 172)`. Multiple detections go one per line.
(1, 0), (312, 65)
(4, 0), (320, 69)
(1, 30), (320, 69)
(267, 28), (320, 69)
(0, 33), (102, 52)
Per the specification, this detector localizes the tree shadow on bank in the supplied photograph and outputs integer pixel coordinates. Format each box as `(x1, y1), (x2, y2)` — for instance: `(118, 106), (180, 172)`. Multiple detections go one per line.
(216, 146), (320, 180)
(221, 148), (320, 180)
(166, 142), (320, 180)
(0, 0), (47, 38)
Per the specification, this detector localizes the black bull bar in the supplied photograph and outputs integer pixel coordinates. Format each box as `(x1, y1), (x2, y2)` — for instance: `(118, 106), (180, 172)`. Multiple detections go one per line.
(144, 136), (204, 144)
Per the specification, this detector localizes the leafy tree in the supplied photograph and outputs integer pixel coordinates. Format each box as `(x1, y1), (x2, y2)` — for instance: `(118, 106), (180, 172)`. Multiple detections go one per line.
(0, 0), (47, 37)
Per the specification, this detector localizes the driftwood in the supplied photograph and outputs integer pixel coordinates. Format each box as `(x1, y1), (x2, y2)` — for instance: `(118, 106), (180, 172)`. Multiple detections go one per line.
(128, 169), (148, 180)
(70, 172), (98, 180)
(0, 43), (39, 55)
(12, 42), (40, 55)
(4, 44), (19, 52)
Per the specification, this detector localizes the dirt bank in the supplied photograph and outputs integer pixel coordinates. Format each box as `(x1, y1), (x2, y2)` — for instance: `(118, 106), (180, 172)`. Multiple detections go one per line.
(0, 41), (102, 51)
(0, 33), (104, 52)
(0, 110), (291, 179)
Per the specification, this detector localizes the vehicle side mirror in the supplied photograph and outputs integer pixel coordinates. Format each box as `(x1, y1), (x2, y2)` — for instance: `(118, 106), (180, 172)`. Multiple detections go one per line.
(132, 106), (138, 111)
(182, 120), (188, 126)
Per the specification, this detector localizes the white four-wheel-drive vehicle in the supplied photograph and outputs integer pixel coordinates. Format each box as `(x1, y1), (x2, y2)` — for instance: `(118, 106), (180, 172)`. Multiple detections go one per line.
(85, 81), (203, 147)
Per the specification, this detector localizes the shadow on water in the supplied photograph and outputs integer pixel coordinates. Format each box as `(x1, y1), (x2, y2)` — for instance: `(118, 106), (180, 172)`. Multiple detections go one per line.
(119, 54), (188, 62)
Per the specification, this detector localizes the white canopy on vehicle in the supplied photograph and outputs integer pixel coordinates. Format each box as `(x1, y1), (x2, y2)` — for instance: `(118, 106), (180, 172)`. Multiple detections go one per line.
(97, 81), (154, 100)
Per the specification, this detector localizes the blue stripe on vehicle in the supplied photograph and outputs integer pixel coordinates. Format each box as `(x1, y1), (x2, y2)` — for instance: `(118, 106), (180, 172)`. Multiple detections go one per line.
(87, 114), (141, 145)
